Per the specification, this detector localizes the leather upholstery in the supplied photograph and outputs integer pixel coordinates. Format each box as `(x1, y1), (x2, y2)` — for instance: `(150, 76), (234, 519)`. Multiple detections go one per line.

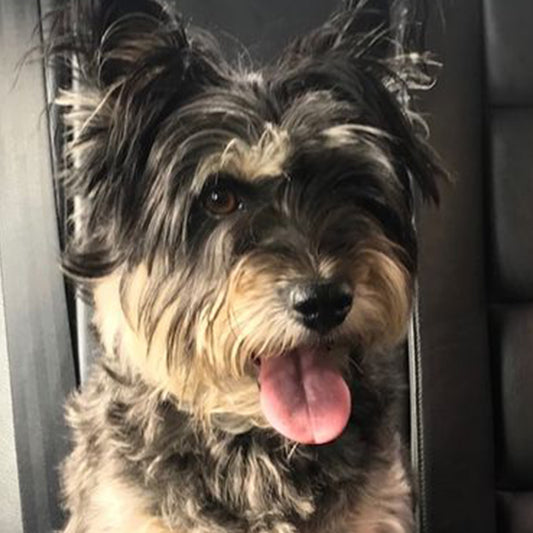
(484, 0), (533, 528)
(498, 492), (533, 533)
(490, 110), (533, 299)
(484, 0), (533, 106)
(491, 305), (533, 488)
(414, 0), (533, 531)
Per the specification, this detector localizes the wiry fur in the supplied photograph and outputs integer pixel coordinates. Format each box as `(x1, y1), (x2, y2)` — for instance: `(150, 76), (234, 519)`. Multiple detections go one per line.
(46, 0), (445, 531)
(62, 345), (410, 533)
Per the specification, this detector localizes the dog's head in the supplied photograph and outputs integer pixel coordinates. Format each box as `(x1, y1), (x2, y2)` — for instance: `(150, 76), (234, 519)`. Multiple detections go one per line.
(51, 0), (444, 443)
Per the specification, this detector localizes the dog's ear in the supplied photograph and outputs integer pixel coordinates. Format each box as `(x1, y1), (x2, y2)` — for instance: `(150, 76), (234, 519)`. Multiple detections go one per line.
(277, 0), (446, 204)
(46, 0), (229, 277)
(49, 0), (226, 90)
(47, 0), (228, 194)
(48, 0), (227, 164)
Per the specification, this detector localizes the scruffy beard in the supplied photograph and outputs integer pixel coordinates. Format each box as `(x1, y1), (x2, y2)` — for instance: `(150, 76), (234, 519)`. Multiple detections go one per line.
(91, 225), (412, 441)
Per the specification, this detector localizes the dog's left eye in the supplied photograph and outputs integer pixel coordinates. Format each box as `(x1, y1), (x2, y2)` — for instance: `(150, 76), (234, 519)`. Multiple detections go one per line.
(202, 185), (242, 216)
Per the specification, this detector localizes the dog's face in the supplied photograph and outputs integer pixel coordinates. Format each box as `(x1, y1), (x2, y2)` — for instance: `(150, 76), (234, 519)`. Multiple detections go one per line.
(55, 0), (443, 444)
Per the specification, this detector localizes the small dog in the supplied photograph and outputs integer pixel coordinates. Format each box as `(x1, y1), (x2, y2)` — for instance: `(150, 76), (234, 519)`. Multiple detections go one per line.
(48, 0), (444, 531)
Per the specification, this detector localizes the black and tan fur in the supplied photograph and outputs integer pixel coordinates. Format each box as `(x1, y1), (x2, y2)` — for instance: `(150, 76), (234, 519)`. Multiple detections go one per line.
(46, 0), (444, 531)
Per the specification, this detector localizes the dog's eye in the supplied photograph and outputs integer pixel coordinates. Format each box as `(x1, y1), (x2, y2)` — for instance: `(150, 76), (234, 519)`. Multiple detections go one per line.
(203, 185), (241, 216)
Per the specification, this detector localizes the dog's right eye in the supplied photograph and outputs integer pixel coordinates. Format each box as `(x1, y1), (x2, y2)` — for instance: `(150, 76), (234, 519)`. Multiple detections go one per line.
(202, 184), (242, 216)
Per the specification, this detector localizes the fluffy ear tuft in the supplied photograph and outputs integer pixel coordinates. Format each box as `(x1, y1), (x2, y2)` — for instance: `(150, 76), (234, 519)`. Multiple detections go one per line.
(46, 0), (226, 88)
(44, 0), (230, 278)
(45, 0), (227, 189)
(277, 0), (447, 204)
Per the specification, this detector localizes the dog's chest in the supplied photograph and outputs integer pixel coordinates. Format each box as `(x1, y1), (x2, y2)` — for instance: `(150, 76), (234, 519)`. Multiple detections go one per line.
(136, 416), (365, 533)
(79, 363), (389, 532)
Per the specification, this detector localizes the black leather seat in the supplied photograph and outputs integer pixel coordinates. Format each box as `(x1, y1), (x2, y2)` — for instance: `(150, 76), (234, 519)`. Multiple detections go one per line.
(413, 0), (533, 531)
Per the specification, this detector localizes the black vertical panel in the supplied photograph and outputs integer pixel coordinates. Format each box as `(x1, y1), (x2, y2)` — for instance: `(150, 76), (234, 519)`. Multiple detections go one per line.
(414, 0), (497, 531)
(40, 0), (81, 383)
(176, 0), (333, 61)
(0, 0), (77, 531)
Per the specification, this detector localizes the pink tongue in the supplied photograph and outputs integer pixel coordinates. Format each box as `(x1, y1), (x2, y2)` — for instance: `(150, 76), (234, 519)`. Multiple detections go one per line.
(259, 347), (351, 445)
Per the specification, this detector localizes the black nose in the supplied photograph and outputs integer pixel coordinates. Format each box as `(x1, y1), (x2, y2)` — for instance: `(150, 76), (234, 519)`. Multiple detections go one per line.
(290, 281), (353, 334)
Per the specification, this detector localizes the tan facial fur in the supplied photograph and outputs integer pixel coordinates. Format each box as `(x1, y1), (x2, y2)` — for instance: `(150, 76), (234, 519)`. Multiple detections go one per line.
(92, 228), (411, 434)
(195, 122), (291, 185)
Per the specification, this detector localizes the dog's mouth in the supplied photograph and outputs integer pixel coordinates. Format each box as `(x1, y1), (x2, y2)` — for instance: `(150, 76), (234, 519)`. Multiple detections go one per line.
(255, 346), (351, 445)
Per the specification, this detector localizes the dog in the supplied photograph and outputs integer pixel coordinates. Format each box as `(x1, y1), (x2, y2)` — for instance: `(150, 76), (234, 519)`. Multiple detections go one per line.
(47, 0), (445, 531)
